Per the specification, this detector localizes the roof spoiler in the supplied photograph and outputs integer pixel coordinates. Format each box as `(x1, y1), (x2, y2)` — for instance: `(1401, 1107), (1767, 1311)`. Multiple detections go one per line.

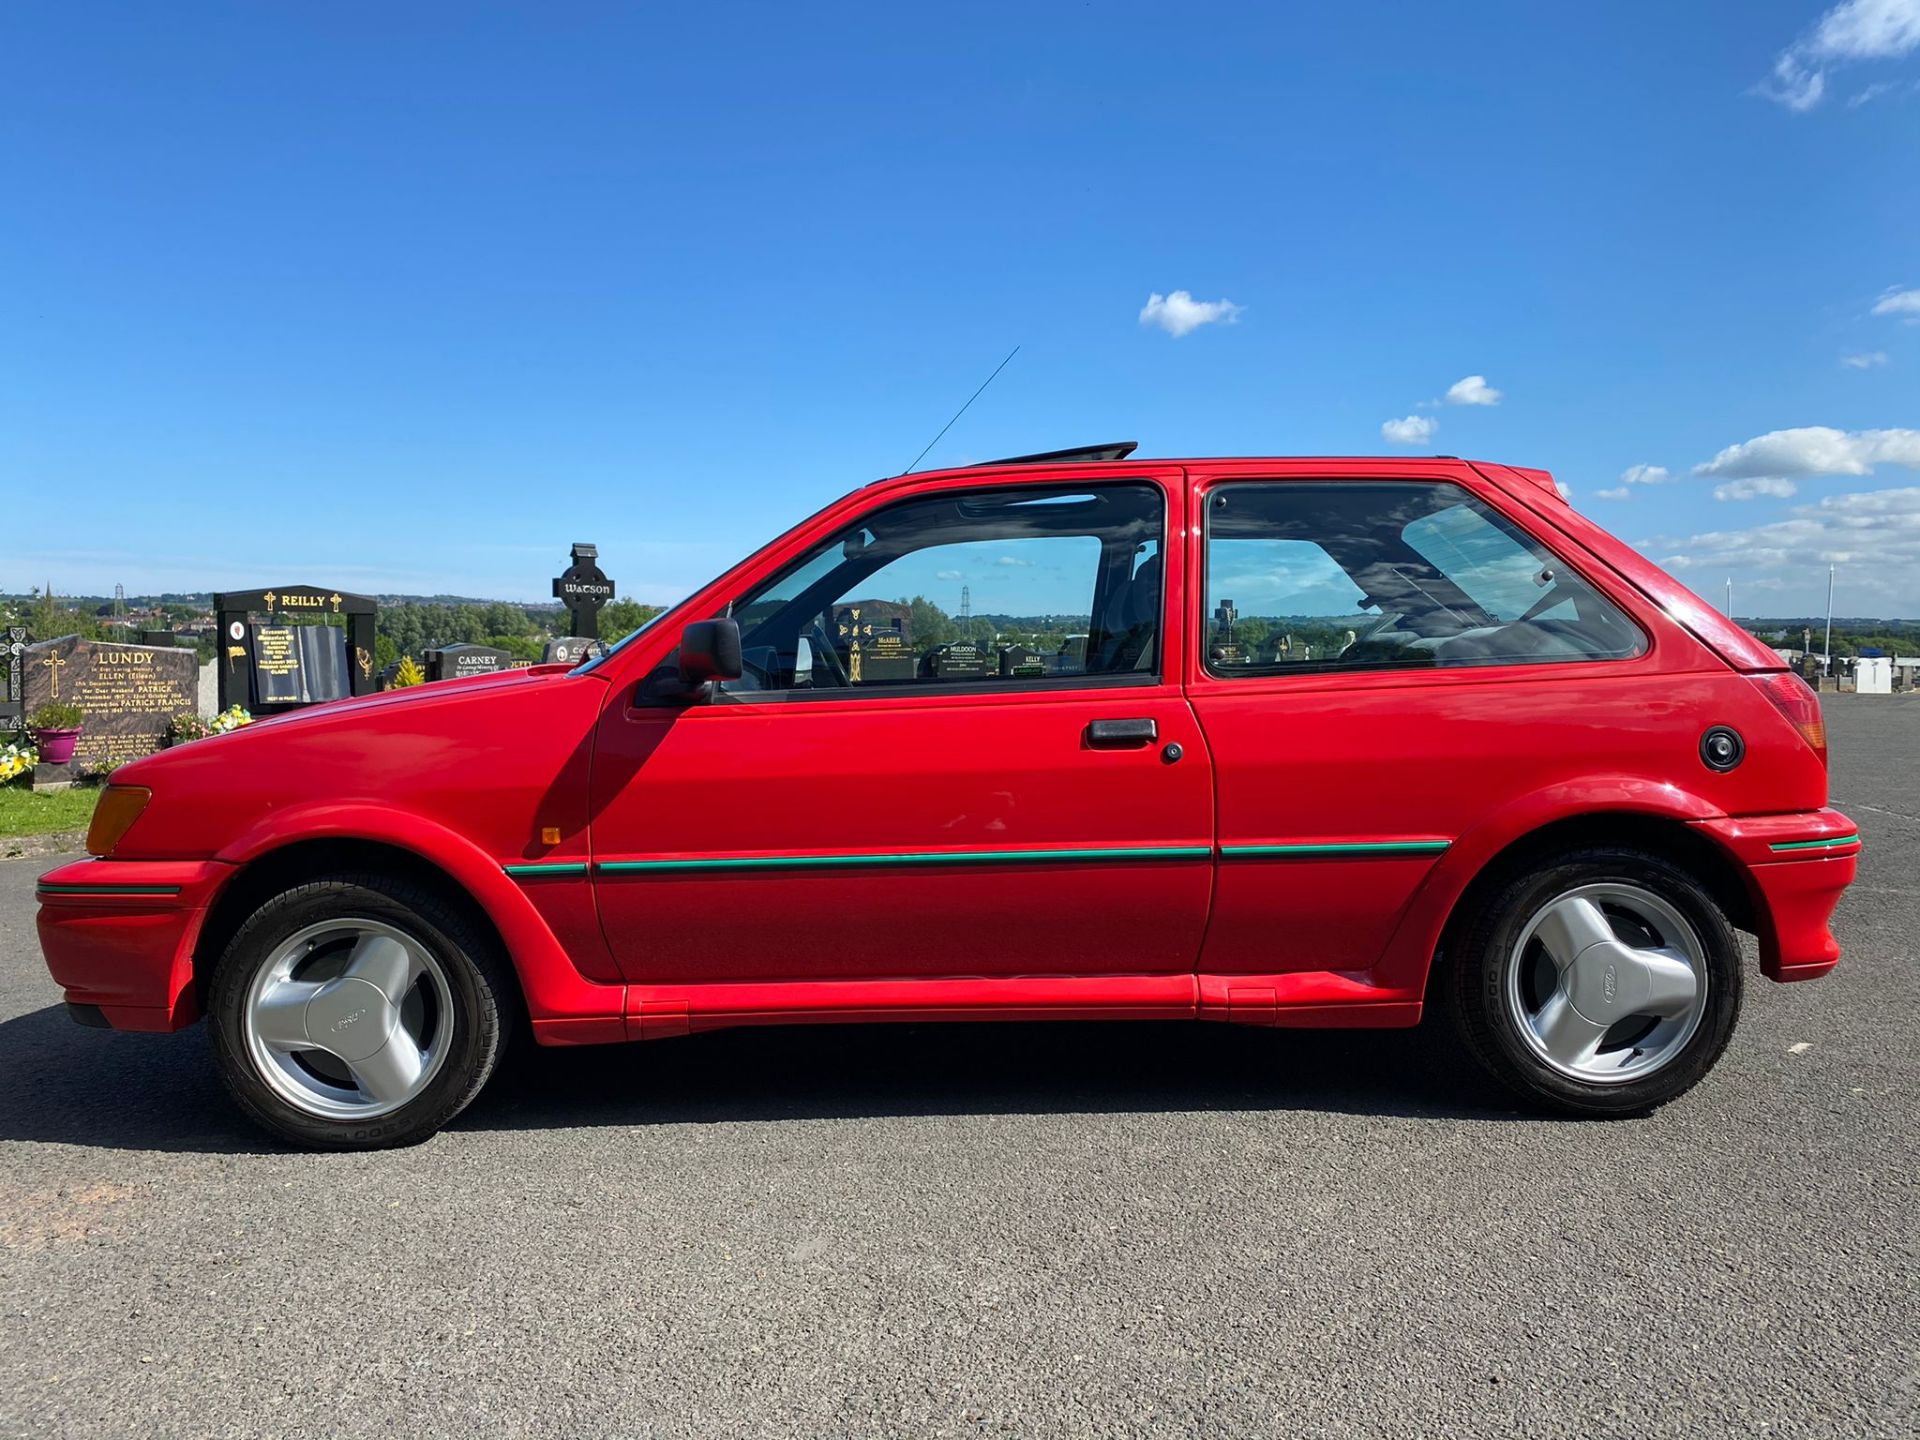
(983, 441), (1138, 466)
(1507, 465), (1567, 502)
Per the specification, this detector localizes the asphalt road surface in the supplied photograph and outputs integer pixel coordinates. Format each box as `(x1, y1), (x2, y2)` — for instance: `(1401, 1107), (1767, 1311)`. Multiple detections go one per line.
(2, 696), (1915, 1438)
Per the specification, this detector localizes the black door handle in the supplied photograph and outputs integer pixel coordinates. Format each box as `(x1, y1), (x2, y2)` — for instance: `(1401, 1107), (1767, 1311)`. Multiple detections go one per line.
(1086, 717), (1158, 747)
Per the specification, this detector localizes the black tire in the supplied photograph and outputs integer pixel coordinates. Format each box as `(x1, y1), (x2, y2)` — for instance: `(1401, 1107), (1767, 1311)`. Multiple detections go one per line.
(207, 872), (515, 1150)
(1444, 846), (1742, 1117)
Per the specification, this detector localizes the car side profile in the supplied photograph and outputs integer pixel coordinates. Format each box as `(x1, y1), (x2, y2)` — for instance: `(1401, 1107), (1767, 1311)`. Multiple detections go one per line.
(37, 449), (1858, 1149)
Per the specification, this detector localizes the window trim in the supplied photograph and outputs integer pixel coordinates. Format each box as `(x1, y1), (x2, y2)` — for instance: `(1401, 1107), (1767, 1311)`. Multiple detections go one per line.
(706, 477), (1175, 705)
(1196, 477), (1649, 683)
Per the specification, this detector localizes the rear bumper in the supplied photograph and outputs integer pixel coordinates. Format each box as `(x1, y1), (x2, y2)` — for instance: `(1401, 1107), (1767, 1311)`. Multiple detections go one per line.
(35, 857), (235, 1032)
(1692, 809), (1859, 983)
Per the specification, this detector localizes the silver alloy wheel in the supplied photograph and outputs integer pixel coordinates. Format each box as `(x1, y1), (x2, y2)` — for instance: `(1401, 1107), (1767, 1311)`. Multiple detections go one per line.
(1505, 882), (1708, 1084)
(242, 918), (455, 1121)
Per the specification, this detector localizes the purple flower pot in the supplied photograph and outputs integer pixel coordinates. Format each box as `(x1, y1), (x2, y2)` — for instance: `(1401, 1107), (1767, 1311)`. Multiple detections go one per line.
(35, 728), (80, 766)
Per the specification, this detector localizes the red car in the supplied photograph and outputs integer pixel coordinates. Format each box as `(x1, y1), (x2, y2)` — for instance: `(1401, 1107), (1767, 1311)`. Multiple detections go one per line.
(38, 449), (1857, 1149)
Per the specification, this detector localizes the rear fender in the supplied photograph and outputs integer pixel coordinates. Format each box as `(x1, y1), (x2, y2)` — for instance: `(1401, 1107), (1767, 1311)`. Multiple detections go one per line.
(1376, 777), (1724, 993)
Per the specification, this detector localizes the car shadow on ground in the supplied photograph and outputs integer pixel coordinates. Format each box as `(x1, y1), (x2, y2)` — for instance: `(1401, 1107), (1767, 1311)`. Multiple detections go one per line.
(0, 1000), (1541, 1154)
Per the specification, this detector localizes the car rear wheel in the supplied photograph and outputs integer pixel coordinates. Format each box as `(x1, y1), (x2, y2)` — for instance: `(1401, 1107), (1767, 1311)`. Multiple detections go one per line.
(208, 874), (514, 1150)
(1445, 847), (1741, 1116)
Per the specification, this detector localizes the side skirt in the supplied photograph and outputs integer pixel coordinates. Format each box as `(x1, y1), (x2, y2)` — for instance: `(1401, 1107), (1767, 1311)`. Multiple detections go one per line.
(571, 972), (1424, 1043)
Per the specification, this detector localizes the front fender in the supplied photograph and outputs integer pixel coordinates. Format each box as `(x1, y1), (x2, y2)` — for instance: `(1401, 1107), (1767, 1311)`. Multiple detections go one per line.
(214, 802), (624, 1039)
(1374, 776), (1724, 994)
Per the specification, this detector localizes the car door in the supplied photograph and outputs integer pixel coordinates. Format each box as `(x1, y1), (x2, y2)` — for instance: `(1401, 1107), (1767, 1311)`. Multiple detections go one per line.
(1184, 463), (1665, 1003)
(589, 470), (1214, 987)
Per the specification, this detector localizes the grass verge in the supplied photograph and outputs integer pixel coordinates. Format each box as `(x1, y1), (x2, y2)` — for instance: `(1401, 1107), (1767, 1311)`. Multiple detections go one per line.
(0, 784), (100, 839)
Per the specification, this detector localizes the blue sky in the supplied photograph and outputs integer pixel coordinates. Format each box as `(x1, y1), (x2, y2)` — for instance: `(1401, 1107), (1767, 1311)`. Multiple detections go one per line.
(3, 1), (1917, 616)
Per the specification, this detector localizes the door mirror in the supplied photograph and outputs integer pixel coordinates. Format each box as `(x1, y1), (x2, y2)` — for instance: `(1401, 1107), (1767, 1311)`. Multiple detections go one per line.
(678, 618), (743, 686)
(639, 617), (743, 705)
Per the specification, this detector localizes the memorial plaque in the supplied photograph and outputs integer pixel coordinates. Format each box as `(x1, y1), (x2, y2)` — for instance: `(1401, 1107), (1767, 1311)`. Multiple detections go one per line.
(298, 625), (351, 701)
(22, 635), (198, 774)
(250, 625), (306, 705)
(425, 643), (514, 682)
(921, 640), (988, 681)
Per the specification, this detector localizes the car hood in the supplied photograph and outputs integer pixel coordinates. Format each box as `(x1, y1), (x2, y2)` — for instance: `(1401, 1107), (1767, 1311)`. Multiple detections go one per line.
(110, 662), (595, 787)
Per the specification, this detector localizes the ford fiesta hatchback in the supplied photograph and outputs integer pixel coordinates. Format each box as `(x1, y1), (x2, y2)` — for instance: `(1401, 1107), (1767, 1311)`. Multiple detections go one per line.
(38, 448), (1857, 1149)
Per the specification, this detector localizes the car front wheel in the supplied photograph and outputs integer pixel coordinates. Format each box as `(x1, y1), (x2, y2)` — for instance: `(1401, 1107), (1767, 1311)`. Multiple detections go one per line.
(1446, 847), (1742, 1116)
(208, 873), (514, 1150)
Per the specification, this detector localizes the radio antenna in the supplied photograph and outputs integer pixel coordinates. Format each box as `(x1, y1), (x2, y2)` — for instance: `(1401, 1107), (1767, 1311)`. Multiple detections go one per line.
(902, 345), (1020, 475)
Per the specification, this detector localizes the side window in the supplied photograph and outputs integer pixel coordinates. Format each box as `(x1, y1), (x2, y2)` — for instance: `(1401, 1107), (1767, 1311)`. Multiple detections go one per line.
(722, 482), (1164, 695)
(1204, 481), (1644, 675)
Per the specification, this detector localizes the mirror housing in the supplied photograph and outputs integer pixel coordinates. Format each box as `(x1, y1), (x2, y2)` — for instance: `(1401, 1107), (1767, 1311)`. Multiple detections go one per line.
(678, 618), (742, 686)
(641, 617), (742, 704)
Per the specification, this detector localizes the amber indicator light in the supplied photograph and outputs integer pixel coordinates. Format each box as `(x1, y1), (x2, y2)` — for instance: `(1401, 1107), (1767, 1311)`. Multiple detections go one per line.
(86, 786), (152, 856)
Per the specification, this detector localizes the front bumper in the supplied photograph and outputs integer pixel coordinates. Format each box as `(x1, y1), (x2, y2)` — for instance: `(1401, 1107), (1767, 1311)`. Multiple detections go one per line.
(1692, 808), (1859, 983)
(35, 857), (235, 1031)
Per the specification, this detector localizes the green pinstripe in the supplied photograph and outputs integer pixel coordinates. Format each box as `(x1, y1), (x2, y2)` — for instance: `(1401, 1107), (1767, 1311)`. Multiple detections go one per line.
(36, 883), (183, 897)
(1220, 841), (1451, 858)
(1767, 835), (1860, 853)
(594, 845), (1212, 875)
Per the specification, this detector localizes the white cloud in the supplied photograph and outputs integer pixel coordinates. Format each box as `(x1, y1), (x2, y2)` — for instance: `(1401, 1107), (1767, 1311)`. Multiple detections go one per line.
(1842, 350), (1891, 368)
(1848, 79), (1899, 103)
(1871, 286), (1920, 321)
(1138, 290), (1243, 337)
(1761, 0), (1920, 111)
(995, 555), (1034, 567)
(1693, 425), (1920, 480)
(1620, 463), (1670, 486)
(935, 569), (964, 581)
(1645, 485), (1920, 612)
(1594, 486), (1632, 501)
(1381, 414), (1437, 445)
(1443, 374), (1503, 406)
(1714, 477), (1801, 501)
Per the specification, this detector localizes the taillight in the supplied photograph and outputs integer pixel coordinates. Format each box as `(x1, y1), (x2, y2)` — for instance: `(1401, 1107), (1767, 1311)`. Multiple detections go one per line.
(1751, 672), (1827, 768)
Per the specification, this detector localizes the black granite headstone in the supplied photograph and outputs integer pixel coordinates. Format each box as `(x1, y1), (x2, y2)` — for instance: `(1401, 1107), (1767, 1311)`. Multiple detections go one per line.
(551, 543), (616, 639)
(425, 643), (514, 682)
(543, 636), (605, 665)
(921, 641), (989, 681)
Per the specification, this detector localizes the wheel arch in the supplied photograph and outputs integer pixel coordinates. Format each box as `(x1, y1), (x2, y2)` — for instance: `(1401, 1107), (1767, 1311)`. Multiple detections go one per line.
(195, 805), (623, 1035)
(1378, 782), (1757, 998)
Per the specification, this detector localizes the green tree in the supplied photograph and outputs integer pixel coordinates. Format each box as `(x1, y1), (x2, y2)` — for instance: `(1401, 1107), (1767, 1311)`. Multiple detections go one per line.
(599, 597), (661, 643)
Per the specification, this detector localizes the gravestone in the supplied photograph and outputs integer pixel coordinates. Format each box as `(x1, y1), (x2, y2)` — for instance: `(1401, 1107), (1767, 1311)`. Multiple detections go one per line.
(425, 643), (514, 682)
(921, 640), (989, 681)
(543, 636), (605, 665)
(214, 586), (376, 712)
(835, 606), (914, 684)
(22, 635), (198, 774)
(552, 543), (616, 638)
(998, 644), (1046, 678)
(2, 626), (26, 727)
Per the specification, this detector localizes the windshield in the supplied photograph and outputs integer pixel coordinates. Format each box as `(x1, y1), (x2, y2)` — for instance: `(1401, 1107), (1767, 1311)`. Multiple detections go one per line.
(570, 607), (669, 675)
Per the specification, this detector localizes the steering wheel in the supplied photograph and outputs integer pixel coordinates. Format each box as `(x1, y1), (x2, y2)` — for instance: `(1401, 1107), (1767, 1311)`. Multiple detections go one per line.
(807, 619), (852, 687)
